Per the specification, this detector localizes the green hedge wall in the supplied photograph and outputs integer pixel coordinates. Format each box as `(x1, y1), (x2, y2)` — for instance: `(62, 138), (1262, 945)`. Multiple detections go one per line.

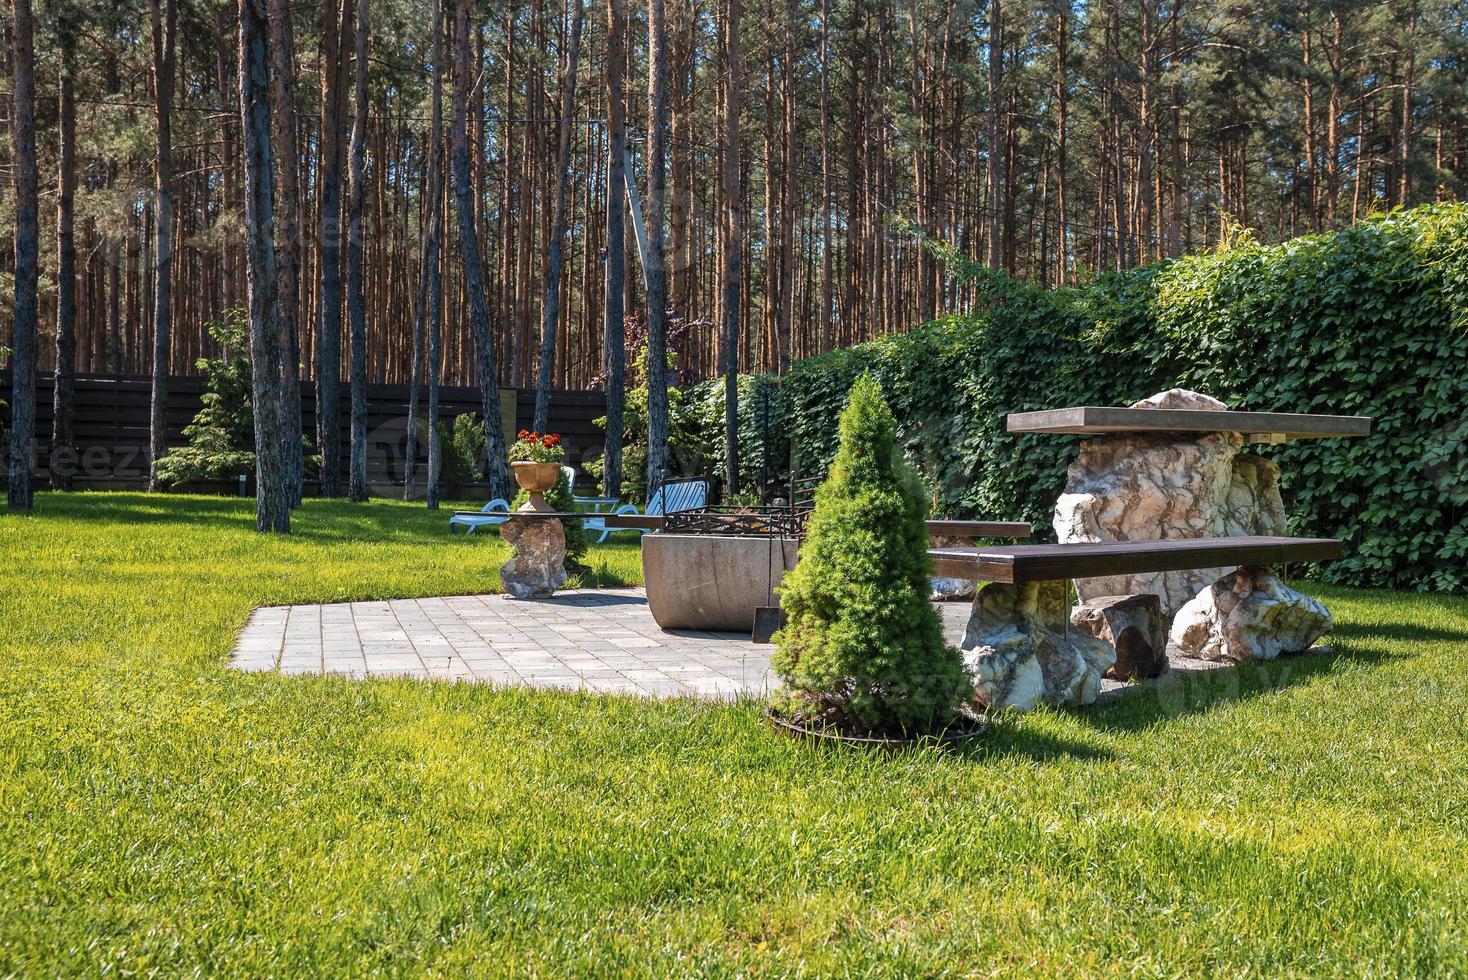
(692, 205), (1468, 594)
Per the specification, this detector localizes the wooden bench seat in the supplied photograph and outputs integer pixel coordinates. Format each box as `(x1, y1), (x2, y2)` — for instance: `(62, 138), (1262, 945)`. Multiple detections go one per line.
(929, 535), (1342, 584)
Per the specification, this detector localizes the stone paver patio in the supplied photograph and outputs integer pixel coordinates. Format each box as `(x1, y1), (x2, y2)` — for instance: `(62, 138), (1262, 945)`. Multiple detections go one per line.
(232, 587), (1234, 700)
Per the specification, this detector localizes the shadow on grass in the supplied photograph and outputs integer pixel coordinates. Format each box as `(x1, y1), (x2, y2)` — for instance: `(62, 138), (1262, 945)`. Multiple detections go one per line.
(950, 723), (1115, 763)
(1075, 638), (1400, 734)
(1333, 621), (1468, 645)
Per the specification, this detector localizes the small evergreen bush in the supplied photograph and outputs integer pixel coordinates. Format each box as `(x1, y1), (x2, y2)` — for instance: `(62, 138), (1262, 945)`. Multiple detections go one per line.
(155, 312), (259, 487)
(436, 413), (486, 499)
(771, 374), (969, 736)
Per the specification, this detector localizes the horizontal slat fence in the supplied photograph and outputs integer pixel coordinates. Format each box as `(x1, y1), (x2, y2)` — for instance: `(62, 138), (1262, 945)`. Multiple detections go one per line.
(0, 373), (607, 495)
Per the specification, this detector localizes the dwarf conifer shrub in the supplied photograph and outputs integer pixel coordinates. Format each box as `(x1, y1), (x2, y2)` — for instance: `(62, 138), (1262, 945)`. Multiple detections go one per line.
(771, 374), (969, 736)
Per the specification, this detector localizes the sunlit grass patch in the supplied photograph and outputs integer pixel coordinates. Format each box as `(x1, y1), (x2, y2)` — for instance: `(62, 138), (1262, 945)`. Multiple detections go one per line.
(1, 492), (1465, 974)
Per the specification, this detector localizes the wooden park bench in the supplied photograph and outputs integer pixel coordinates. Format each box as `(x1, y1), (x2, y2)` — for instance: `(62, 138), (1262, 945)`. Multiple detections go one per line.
(930, 535), (1343, 706)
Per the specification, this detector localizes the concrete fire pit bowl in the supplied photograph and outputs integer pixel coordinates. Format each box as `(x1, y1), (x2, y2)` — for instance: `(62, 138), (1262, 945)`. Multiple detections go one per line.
(642, 534), (800, 632)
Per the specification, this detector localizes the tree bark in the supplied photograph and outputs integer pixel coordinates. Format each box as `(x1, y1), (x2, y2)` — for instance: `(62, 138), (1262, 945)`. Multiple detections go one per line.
(718, 0), (741, 490)
(424, 0), (447, 509)
(776, 0), (795, 374)
(645, 0), (672, 490)
(984, 0), (1003, 269)
(52, 29), (77, 490)
(1055, 2), (1069, 284)
(147, 0), (177, 492)
(316, 0), (351, 497)
(8, 0), (39, 509)
(818, 0), (833, 353)
(603, 0), (628, 499)
(346, 0), (369, 502)
(268, 0), (304, 505)
(240, 0), (291, 532)
(452, 0), (511, 501)
(406, 0), (446, 503)
(533, 0), (586, 433)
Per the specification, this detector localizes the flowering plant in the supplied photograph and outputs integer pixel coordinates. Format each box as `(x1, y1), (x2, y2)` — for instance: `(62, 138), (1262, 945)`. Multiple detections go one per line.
(508, 430), (566, 463)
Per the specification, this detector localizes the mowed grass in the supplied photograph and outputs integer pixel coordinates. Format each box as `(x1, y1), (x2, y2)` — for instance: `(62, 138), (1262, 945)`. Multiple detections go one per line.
(2, 493), (1467, 975)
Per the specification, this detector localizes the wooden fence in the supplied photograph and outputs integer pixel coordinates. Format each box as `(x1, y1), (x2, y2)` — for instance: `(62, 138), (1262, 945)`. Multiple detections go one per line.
(0, 372), (607, 494)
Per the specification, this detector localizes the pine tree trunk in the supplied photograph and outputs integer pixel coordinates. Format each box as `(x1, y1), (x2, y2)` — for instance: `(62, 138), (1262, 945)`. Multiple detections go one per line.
(8, 0), (39, 509)
(268, 0), (304, 505)
(346, 0), (369, 502)
(533, 0), (585, 433)
(52, 33), (77, 490)
(1055, 4), (1069, 284)
(818, 0), (833, 353)
(776, 0), (795, 374)
(147, 0), (177, 492)
(718, 0), (741, 490)
(452, 0), (510, 501)
(407, 0), (446, 503)
(241, 0), (291, 532)
(316, 0), (351, 497)
(645, 0), (672, 490)
(603, 0), (627, 499)
(425, 0), (447, 509)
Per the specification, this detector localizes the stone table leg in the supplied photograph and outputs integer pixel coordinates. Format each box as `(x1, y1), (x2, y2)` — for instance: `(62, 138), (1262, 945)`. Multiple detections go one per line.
(1169, 565), (1332, 662)
(1071, 593), (1169, 680)
(499, 512), (568, 599)
(960, 579), (1116, 712)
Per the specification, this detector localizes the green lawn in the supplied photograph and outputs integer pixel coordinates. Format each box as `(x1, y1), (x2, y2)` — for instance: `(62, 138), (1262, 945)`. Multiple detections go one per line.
(2, 493), (1466, 975)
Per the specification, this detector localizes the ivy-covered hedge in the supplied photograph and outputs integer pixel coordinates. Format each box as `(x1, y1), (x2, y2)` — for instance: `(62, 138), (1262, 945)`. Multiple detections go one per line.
(694, 204), (1468, 594)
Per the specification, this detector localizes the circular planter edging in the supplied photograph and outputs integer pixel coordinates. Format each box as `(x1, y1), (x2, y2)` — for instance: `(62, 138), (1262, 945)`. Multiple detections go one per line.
(765, 708), (989, 751)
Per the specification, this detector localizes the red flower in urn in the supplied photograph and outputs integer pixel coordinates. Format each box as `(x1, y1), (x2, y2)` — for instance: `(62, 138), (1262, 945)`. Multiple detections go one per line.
(509, 430), (567, 464)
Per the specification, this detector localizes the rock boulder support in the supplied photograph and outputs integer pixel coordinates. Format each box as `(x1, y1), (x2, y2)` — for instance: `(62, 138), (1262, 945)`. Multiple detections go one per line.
(960, 579), (1115, 711)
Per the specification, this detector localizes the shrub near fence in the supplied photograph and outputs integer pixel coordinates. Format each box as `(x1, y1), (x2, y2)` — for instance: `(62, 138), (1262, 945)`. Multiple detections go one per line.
(697, 205), (1468, 594)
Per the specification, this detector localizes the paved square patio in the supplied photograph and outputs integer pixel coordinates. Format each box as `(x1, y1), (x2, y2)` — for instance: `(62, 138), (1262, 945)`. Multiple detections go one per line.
(231, 588), (1233, 700)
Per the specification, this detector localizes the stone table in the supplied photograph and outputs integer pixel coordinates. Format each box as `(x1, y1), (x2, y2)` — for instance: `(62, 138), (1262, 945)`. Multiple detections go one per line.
(1004, 388), (1369, 662)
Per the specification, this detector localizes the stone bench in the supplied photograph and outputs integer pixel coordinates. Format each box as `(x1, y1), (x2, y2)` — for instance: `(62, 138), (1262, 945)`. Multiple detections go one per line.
(929, 536), (1342, 711)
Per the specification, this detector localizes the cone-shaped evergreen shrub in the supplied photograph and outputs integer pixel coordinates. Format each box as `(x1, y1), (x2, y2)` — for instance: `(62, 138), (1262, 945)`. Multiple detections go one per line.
(771, 374), (969, 736)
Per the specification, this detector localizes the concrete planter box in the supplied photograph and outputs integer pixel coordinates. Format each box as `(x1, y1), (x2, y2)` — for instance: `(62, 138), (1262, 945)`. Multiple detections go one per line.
(642, 534), (800, 632)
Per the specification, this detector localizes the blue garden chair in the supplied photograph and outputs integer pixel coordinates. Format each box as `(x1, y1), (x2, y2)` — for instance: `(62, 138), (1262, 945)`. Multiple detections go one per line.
(581, 478), (708, 544)
(448, 498), (511, 534)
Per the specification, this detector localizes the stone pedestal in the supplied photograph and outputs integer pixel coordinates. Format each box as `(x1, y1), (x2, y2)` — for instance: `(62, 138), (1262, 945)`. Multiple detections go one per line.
(1053, 389), (1288, 617)
(499, 511), (568, 599)
(1169, 565), (1332, 662)
(1070, 593), (1168, 680)
(960, 580), (1115, 712)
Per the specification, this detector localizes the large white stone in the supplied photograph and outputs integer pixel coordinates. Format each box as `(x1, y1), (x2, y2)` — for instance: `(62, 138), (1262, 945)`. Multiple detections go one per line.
(960, 580), (1115, 712)
(1169, 565), (1333, 662)
(1053, 388), (1287, 616)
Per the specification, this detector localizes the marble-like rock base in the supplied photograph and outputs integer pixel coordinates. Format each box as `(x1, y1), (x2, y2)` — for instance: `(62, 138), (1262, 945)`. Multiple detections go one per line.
(1071, 593), (1169, 680)
(499, 512), (568, 599)
(961, 580), (1115, 711)
(1053, 388), (1288, 617)
(1169, 565), (1332, 662)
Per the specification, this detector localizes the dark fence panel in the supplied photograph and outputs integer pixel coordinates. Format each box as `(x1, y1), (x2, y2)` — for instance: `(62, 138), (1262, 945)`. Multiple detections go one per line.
(0, 372), (607, 493)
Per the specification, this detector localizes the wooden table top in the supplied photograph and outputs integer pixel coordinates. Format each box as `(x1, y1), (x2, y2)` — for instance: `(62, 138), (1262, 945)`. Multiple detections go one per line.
(1006, 406), (1371, 440)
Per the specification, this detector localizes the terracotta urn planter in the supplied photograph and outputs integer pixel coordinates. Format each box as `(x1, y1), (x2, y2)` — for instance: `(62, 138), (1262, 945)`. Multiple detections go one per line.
(511, 461), (561, 512)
